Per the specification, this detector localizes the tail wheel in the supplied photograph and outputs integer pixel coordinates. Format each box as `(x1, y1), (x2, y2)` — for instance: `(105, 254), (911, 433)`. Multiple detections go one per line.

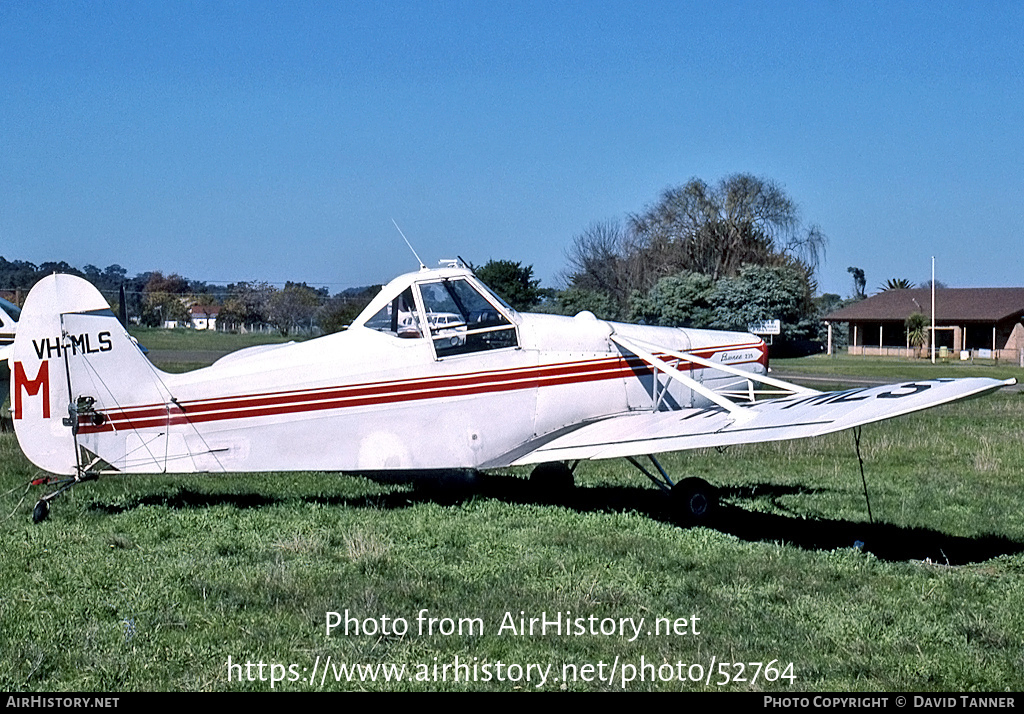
(32, 499), (50, 524)
(672, 477), (717, 522)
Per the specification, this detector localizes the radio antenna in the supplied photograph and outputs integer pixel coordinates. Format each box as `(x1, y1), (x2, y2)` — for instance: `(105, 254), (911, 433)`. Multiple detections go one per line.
(391, 219), (426, 270)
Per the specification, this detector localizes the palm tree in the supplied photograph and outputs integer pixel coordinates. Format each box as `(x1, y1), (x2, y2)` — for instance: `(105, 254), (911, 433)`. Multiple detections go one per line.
(880, 278), (915, 291)
(905, 312), (928, 358)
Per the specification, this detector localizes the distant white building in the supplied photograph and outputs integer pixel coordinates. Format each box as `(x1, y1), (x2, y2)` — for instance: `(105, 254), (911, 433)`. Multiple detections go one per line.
(189, 305), (220, 331)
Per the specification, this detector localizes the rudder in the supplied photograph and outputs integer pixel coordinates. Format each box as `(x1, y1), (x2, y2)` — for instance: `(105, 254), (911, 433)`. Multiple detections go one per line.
(11, 274), (173, 475)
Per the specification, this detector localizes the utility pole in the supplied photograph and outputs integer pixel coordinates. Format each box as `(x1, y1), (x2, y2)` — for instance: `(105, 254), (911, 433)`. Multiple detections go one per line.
(931, 257), (936, 364)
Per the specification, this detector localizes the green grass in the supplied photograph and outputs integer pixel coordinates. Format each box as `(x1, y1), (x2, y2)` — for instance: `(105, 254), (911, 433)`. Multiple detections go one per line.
(3, 352), (1023, 691)
(126, 327), (304, 373)
(773, 352), (1024, 383)
(127, 326), (299, 352)
(2, 385), (1023, 692)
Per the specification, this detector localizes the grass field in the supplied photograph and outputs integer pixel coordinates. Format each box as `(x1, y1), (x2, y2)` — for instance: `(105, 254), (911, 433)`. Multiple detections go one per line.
(126, 326), (298, 352)
(126, 327), (302, 373)
(1, 352), (1022, 691)
(773, 353), (1024, 383)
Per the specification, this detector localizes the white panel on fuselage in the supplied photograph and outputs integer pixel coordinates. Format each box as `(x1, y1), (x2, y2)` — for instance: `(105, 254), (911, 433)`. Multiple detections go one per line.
(147, 327), (542, 472)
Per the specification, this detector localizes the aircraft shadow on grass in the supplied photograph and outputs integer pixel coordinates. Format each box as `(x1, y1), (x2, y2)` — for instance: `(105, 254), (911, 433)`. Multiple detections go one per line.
(90, 471), (1024, 566)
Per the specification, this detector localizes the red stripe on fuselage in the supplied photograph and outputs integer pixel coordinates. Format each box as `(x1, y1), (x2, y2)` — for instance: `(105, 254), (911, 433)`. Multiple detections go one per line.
(77, 345), (762, 434)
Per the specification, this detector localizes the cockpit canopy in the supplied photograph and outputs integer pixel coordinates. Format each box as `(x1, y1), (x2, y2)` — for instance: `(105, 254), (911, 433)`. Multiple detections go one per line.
(354, 267), (519, 358)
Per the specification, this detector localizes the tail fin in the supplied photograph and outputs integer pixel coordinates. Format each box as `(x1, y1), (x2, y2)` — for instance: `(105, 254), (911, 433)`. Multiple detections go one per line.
(11, 274), (175, 475)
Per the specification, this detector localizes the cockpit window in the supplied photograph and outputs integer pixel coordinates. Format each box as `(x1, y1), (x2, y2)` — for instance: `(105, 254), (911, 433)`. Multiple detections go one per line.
(417, 279), (518, 357)
(363, 287), (423, 339)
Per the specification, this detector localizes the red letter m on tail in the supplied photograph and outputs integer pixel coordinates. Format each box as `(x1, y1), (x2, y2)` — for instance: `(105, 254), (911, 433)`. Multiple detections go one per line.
(13, 361), (50, 419)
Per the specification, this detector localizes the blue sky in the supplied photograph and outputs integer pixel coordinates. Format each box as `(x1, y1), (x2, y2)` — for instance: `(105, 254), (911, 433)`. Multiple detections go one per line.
(2, 1), (1022, 297)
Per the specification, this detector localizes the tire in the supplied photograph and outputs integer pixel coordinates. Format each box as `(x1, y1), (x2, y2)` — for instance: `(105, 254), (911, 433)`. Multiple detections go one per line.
(529, 462), (575, 496)
(672, 477), (717, 522)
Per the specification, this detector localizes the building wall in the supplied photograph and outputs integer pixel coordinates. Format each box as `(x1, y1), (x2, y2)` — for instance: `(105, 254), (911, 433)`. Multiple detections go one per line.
(846, 319), (1024, 352)
(848, 344), (1022, 362)
(1006, 323), (1024, 351)
(846, 322), (956, 349)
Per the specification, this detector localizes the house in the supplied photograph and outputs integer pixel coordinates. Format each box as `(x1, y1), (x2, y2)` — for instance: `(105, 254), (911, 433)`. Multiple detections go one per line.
(189, 305), (220, 331)
(823, 288), (1024, 361)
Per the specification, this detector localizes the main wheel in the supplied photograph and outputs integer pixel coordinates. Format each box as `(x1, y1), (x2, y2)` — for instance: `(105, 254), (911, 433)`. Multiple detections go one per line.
(529, 462), (575, 496)
(672, 477), (717, 522)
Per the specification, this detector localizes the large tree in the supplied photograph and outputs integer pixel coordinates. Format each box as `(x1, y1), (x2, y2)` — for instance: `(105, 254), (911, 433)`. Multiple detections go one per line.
(631, 264), (815, 341)
(218, 281), (276, 330)
(565, 174), (826, 318)
(630, 271), (715, 327)
(706, 264), (814, 340)
(141, 272), (191, 326)
(563, 220), (632, 317)
(627, 175), (825, 281)
(266, 282), (325, 336)
(473, 259), (543, 311)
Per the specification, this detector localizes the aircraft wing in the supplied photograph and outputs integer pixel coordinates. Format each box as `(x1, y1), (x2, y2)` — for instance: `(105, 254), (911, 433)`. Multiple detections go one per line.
(501, 377), (1015, 466)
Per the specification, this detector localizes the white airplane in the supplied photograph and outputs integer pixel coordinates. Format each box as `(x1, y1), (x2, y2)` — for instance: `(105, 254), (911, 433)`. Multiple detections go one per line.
(0, 295), (17, 361)
(0, 295), (19, 410)
(6, 261), (1015, 522)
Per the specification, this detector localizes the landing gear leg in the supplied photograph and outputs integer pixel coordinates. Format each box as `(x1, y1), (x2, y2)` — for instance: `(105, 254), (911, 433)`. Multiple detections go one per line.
(626, 455), (717, 523)
(29, 472), (98, 523)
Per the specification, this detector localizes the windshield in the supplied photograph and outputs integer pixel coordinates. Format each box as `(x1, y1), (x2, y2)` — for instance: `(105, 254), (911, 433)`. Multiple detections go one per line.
(417, 278), (518, 357)
(477, 281), (516, 314)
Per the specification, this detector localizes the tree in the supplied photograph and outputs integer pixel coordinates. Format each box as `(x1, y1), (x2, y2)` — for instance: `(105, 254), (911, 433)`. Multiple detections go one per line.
(706, 264), (814, 341)
(316, 286), (379, 334)
(879, 278), (914, 291)
(266, 282), (323, 336)
(562, 219), (632, 318)
(628, 265), (815, 341)
(812, 292), (847, 346)
(0, 257), (44, 291)
(542, 286), (621, 320)
(141, 272), (191, 326)
(626, 174), (826, 283)
(630, 272), (715, 327)
(473, 260), (543, 311)
(219, 281), (276, 330)
(847, 266), (866, 299)
(564, 175), (826, 318)
(102, 264), (128, 287)
(905, 312), (928, 358)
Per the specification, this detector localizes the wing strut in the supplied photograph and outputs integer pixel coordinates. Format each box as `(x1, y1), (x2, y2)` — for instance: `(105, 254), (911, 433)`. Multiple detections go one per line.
(614, 334), (819, 396)
(610, 335), (744, 415)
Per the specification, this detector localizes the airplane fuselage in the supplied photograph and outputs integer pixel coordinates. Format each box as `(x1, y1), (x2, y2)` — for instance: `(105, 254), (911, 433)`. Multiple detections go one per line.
(10, 267), (766, 476)
(70, 312), (765, 473)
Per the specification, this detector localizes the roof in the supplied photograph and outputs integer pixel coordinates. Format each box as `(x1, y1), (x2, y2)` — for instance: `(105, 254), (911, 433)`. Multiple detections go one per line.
(824, 288), (1024, 323)
(189, 305), (221, 317)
